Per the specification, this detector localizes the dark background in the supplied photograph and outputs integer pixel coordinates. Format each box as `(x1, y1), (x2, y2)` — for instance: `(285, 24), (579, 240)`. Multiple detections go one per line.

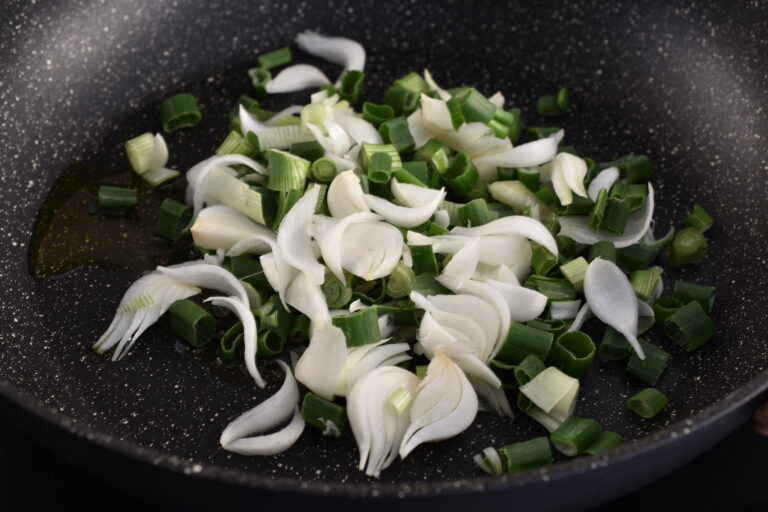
(1, 416), (766, 511)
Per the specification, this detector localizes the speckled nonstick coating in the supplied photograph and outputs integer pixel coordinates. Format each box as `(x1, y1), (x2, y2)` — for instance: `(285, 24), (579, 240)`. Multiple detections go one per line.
(1, 1), (767, 510)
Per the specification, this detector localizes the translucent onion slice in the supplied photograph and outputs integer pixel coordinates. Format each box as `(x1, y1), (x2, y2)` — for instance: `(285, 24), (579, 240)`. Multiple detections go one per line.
(472, 130), (564, 170)
(305, 118), (354, 156)
(295, 31), (366, 72)
(294, 324), (347, 400)
(334, 110), (382, 145)
(348, 367), (419, 478)
(584, 258), (644, 359)
(363, 188), (446, 228)
(440, 237), (480, 285)
(157, 261), (250, 308)
(313, 212), (383, 283)
(399, 352), (478, 459)
(224, 407), (305, 456)
(276, 185), (325, 286)
(339, 222), (404, 280)
(336, 340), (412, 396)
(206, 296), (264, 387)
(426, 294), (498, 359)
(420, 93), (453, 131)
(191, 205), (275, 252)
(423, 69), (452, 101)
(450, 216), (558, 256)
(328, 170), (370, 218)
(391, 178), (444, 208)
(285, 270), (331, 326)
(472, 378), (514, 418)
(558, 183), (655, 248)
(520, 366), (579, 413)
(487, 91), (506, 108)
(408, 232), (533, 271)
(485, 279), (548, 322)
(265, 64), (331, 94)
(93, 272), (200, 360)
(587, 166), (619, 202)
(550, 152), (588, 206)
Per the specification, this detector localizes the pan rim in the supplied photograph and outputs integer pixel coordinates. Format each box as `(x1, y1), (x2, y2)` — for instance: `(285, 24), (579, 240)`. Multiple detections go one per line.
(1, 367), (767, 498)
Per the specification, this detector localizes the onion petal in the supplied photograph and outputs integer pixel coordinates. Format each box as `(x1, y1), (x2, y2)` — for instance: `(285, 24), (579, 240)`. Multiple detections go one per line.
(295, 31), (365, 72)
(363, 188), (446, 228)
(276, 185), (325, 285)
(205, 296), (264, 387)
(328, 170), (370, 218)
(265, 64), (331, 94)
(314, 212), (383, 283)
(587, 166), (619, 202)
(450, 215), (558, 256)
(294, 324), (347, 400)
(192, 205), (275, 252)
(157, 261), (250, 308)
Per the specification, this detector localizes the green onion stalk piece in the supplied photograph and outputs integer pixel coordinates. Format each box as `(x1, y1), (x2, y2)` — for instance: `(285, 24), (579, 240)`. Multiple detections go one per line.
(610, 183), (648, 212)
(630, 266), (663, 301)
(257, 329), (285, 357)
(219, 322), (244, 364)
(526, 318), (568, 337)
(367, 151), (393, 184)
(588, 188), (608, 231)
(265, 149), (311, 192)
(627, 388), (668, 419)
(289, 315), (311, 344)
(155, 198), (191, 241)
(339, 70), (364, 105)
(514, 354), (546, 387)
(257, 47), (292, 69)
(310, 157), (338, 183)
(517, 167), (540, 192)
(383, 86), (420, 116)
(168, 299), (216, 347)
(248, 67), (272, 97)
(322, 272), (354, 309)
(203, 168), (275, 225)
(360, 142), (403, 173)
(673, 280), (716, 314)
(626, 339), (670, 386)
(379, 116), (415, 153)
(159, 93), (202, 132)
(273, 188), (304, 230)
(499, 437), (552, 473)
(454, 88), (497, 123)
(525, 275), (577, 301)
(331, 307), (381, 347)
(664, 301), (717, 352)
(604, 154), (653, 184)
(682, 204), (713, 232)
(597, 326), (633, 362)
(583, 431), (624, 455)
(216, 130), (257, 157)
(386, 261), (415, 299)
(548, 331), (595, 378)
(560, 257), (588, 291)
(550, 415), (601, 457)
(588, 240), (616, 263)
(651, 296), (684, 327)
(458, 198), (492, 227)
(668, 227), (707, 267)
(229, 255), (273, 292)
(289, 140), (325, 162)
(601, 197), (630, 235)
(442, 152), (479, 198)
(97, 186), (137, 213)
(495, 322), (554, 366)
(362, 102), (395, 128)
(413, 138), (451, 174)
(532, 246), (559, 276)
(301, 392), (346, 437)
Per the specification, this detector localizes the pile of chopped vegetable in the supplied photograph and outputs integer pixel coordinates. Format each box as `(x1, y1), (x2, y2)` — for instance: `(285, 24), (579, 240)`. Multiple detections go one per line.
(93, 32), (718, 478)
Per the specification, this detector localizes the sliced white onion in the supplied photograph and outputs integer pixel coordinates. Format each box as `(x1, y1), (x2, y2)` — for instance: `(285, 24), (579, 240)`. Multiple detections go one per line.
(191, 205), (275, 252)
(472, 130), (564, 170)
(399, 352), (478, 459)
(567, 302), (595, 332)
(295, 31), (366, 72)
(587, 166), (619, 202)
(348, 367), (419, 478)
(473, 263), (521, 286)
(558, 183), (655, 248)
(423, 69), (452, 101)
(584, 258), (644, 359)
(334, 110), (382, 145)
(313, 212), (383, 282)
(336, 340), (412, 396)
(450, 215), (558, 256)
(276, 185), (325, 285)
(550, 152), (588, 206)
(363, 188), (446, 228)
(549, 299), (583, 320)
(306, 118), (354, 156)
(472, 378), (514, 418)
(408, 232), (533, 271)
(433, 209), (450, 228)
(485, 279), (548, 322)
(205, 296), (264, 387)
(420, 93), (453, 131)
(266, 105), (304, 125)
(294, 324), (347, 400)
(391, 178), (443, 208)
(265, 64), (331, 94)
(441, 237), (480, 285)
(285, 271), (331, 326)
(328, 170), (370, 218)
(93, 272), (200, 360)
(339, 222), (404, 280)
(224, 407), (305, 456)
(421, 294), (498, 362)
(488, 91), (505, 109)
(157, 261), (250, 308)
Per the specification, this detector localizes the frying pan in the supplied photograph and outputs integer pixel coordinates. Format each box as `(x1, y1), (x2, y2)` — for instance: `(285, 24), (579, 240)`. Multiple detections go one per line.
(1, 0), (767, 510)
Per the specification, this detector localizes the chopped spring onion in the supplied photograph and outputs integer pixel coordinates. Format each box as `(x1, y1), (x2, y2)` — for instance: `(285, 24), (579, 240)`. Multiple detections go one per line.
(454, 87), (496, 123)
(630, 266), (663, 301)
(588, 188), (608, 231)
(496, 322), (554, 365)
(383, 86), (420, 116)
(379, 116), (415, 154)
(310, 157), (338, 183)
(652, 296), (684, 327)
(537, 87), (570, 116)
(673, 280), (716, 314)
(203, 168), (275, 225)
(338, 70), (365, 105)
(301, 392), (346, 436)
(532, 246), (558, 276)
(583, 431), (624, 455)
(332, 307), (381, 347)
(290, 140), (325, 162)
(248, 67), (272, 97)
(220, 322), (244, 364)
(322, 272), (353, 309)
(216, 130), (257, 157)
(362, 102), (395, 128)
(520, 366), (579, 413)
(386, 261), (415, 299)
(155, 198), (191, 241)
(442, 153), (479, 198)
(549, 331), (595, 378)
(664, 301), (717, 352)
(289, 315), (310, 344)
(159, 93), (202, 132)
(588, 240), (616, 263)
(550, 415), (601, 457)
(257, 47), (292, 69)
(627, 388), (668, 419)
(514, 354), (546, 386)
(458, 198), (492, 227)
(360, 142), (403, 173)
(409, 245), (439, 275)
(97, 185), (137, 212)
(601, 197), (630, 235)
(257, 329), (285, 357)
(499, 437), (552, 473)
(682, 204), (713, 232)
(597, 326), (633, 362)
(388, 386), (414, 415)
(393, 71), (429, 93)
(560, 257), (588, 291)
(266, 149), (311, 192)
(605, 154), (653, 184)
(626, 339), (670, 386)
(168, 299), (216, 347)
(367, 152), (393, 184)
(525, 275), (577, 301)
(414, 138), (451, 174)
(668, 227), (707, 267)
(273, 188), (305, 230)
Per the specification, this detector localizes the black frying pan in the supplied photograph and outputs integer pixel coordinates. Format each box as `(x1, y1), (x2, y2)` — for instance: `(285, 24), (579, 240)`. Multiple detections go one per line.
(1, 1), (767, 510)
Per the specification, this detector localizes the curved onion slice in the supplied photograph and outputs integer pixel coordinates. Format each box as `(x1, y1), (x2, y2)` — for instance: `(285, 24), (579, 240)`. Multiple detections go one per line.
(558, 183), (655, 248)
(426, 294), (498, 359)
(157, 262), (250, 308)
(223, 407), (304, 456)
(408, 232), (533, 271)
(334, 110), (382, 145)
(206, 296), (264, 387)
(336, 340), (412, 396)
(314, 212), (383, 282)
(295, 31), (366, 72)
(420, 93), (453, 131)
(584, 258), (644, 359)
(423, 69), (452, 101)
(550, 152), (588, 206)
(265, 64), (331, 94)
(93, 272), (200, 360)
(295, 324), (347, 400)
(285, 271), (331, 326)
(440, 237), (479, 284)
(276, 185), (325, 285)
(306, 118), (354, 156)
(487, 91), (506, 109)
(339, 222), (404, 280)
(587, 166), (619, 202)
(328, 170), (370, 218)
(399, 352), (478, 459)
(450, 216), (558, 256)
(391, 178), (443, 208)
(191, 205), (275, 252)
(485, 279), (548, 322)
(473, 263), (521, 285)
(472, 129), (564, 170)
(472, 378), (514, 418)
(348, 367), (419, 478)
(363, 188), (446, 228)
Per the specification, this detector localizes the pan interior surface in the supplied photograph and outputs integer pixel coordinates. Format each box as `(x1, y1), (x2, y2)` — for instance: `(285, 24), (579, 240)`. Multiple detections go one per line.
(1, 0), (767, 493)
